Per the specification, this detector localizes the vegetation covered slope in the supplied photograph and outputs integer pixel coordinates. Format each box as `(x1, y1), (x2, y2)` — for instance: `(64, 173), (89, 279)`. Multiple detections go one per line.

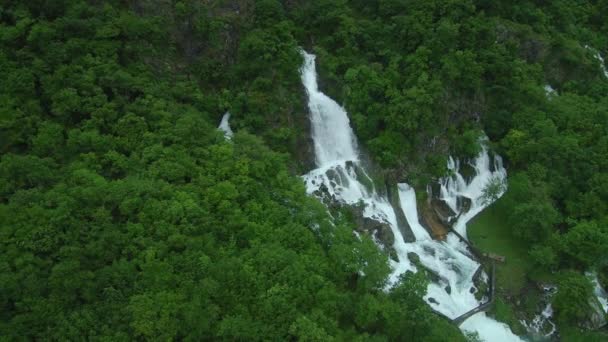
(0, 1), (464, 340)
(290, 0), (608, 333)
(2, 0), (608, 339)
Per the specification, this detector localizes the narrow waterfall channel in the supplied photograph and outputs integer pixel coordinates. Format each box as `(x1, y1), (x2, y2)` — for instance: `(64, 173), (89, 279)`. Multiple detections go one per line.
(300, 50), (521, 341)
(218, 112), (234, 139)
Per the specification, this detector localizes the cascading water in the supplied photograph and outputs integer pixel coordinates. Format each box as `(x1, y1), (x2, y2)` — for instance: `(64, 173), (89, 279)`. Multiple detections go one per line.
(587, 272), (608, 313)
(439, 149), (507, 239)
(300, 50), (521, 341)
(218, 112), (234, 139)
(585, 45), (608, 78)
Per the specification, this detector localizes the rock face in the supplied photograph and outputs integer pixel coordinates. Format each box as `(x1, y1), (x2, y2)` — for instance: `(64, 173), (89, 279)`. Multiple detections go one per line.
(582, 298), (607, 330)
(459, 162), (476, 183)
(457, 196), (472, 214)
(419, 200), (449, 240)
(350, 204), (397, 260)
(431, 198), (456, 226)
(387, 183), (416, 242)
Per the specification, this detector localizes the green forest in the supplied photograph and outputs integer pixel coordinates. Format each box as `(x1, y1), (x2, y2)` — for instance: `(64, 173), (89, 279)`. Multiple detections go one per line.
(1, 0), (608, 341)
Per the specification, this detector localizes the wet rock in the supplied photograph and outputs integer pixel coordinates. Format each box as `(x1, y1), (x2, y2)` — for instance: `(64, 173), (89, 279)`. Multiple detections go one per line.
(445, 285), (452, 294)
(428, 297), (439, 305)
(582, 298), (607, 330)
(325, 168), (345, 187)
(388, 248), (399, 262)
(407, 252), (445, 283)
(422, 245), (436, 256)
(345, 160), (355, 170)
(419, 200), (449, 240)
(353, 164), (375, 194)
(349, 205), (396, 255)
(472, 265), (484, 284)
(428, 182), (442, 199)
(387, 183), (416, 242)
(431, 198), (456, 226)
(407, 252), (420, 265)
(459, 162), (476, 183)
(362, 217), (395, 247)
(457, 196), (472, 214)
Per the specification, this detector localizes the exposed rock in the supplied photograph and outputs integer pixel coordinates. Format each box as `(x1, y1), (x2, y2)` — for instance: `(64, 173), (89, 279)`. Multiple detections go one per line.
(582, 297), (607, 330)
(350, 205), (396, 256)
(362, 217), (395, 247)
(472, 266), (489, 301)
(459, 162), (476, 183)
(431, 198), (456, 227)
(428, 182), (442, 199)
(457, 196), (472, 214)
(445, 285), (452, 294)
(387, 183), (416, 242)
(419, 200), (449, 240)
(472, 265), (484, 283)
(325, 168), (344, 188)
(428, 297), (439, 305)
(407, 252), (420, 265)
(407, 252), (444, 283)
(353, 164), (375, 194)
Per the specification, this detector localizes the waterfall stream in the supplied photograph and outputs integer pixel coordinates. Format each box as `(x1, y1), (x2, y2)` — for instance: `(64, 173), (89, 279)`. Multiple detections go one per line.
(300, 50), (521, 341)
(218, 112), (234, 139)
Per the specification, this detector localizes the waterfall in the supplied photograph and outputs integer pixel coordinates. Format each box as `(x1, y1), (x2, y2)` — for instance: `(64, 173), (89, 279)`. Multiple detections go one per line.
(301, 53), (359, 166)
(585, 45), (608, 78)
(218, 112), (234, 139)
(587, 272), (608, 313)
(300, 50), (521, 341)
(440, 147), (507, 239)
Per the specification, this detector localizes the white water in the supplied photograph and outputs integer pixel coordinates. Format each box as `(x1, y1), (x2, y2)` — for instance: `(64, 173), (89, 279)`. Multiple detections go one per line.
(585, 45), (608, 78)
(439, 150), (507, 239)
(544, 84), (557, 98)
(521, 303), (556, 337)
(300, 50), (521, 341)
(218, 112), (234, 139)
(595, 52), (608, 78)
(587, 271), (608, 313)
(521, 285), (557, 338)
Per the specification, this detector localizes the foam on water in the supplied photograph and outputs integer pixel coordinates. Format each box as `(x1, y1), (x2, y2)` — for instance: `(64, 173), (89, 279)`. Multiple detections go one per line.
(300, 50), (521, 341)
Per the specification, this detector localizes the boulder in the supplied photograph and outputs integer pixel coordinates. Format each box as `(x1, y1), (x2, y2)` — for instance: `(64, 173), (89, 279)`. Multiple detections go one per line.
(387, 183), (416, 242)
(457, 196), (472, 214)
(431, 198), (456, 226)
(407, 252), (420, 265)
(582, 298), (607, 330)
(350, 205), (396, 255)
(362, 217), (395, 247)
(459, 163), (477, 183)
(419, 200), (449, 240)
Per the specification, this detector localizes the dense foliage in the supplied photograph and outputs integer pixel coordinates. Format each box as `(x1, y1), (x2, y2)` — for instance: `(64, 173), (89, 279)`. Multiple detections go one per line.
(2, 0), (608, 338)
(0, 1), (464, 340)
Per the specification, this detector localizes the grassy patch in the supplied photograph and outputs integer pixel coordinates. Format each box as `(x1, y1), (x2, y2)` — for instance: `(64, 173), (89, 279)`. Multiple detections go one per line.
(490, 298), (527, 335)
(559, 327), (608, 342)
(468, 201), (530, 295)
